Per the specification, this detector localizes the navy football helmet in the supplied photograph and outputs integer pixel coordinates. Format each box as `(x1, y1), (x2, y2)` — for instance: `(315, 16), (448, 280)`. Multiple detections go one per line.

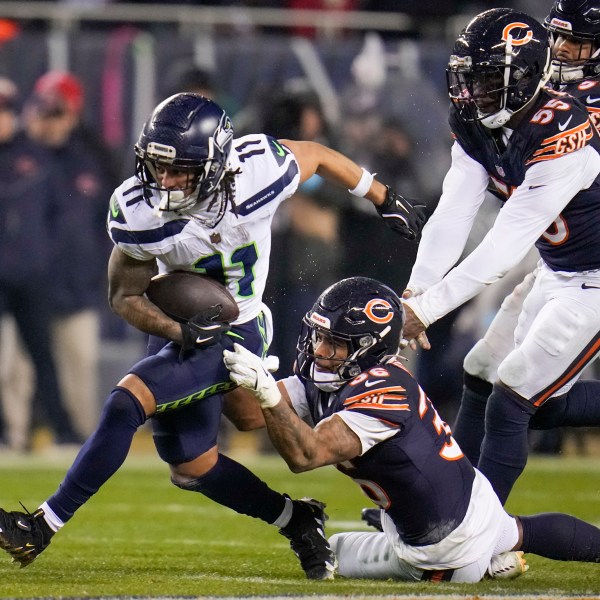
(296, 277), (404, 391)
(544, 0), (600, 84)
(135, 93), (234, 226)
(447, 8), (552, 128)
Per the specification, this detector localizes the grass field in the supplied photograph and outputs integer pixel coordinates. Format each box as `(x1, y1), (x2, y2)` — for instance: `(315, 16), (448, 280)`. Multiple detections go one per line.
(0, 437), (598, 599)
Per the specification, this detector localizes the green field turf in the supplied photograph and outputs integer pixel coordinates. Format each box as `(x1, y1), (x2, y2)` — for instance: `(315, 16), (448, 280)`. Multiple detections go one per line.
(0, 445), (598, 598)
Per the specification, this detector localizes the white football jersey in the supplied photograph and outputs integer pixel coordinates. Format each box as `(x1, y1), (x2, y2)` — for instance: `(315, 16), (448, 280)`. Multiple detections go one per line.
(107, 134), (300, 324)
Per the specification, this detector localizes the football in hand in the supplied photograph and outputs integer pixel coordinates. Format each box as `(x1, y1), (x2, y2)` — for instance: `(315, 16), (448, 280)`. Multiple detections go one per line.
(146, 271), (239, 323)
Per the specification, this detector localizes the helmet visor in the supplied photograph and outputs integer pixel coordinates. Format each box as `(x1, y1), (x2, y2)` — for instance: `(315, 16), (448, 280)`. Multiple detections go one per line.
(447, 57), (507, 119)
(296, 319), (355, 383)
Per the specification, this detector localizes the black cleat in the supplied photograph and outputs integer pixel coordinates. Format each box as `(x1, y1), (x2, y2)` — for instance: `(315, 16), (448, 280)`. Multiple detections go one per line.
(279, 497), (337, 580)
(361, 507), (383, 532)
(0, 507), (53, 567)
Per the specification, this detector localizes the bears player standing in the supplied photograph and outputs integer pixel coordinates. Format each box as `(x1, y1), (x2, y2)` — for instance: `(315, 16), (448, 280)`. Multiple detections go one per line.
(548, 0), (600, 126)
(224, 277), (600, 582)
(452, 1), (600, 469)
(0, 93), (425, 578)
(399, 7), (600, 505)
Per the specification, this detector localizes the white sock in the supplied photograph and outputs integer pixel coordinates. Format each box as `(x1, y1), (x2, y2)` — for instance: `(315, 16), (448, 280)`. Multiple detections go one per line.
(39, 502), (64, 533)
(272, 496), (294, 528)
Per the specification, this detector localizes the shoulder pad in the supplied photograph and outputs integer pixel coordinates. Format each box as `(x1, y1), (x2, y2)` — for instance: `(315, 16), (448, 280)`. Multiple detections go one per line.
(525, 90), (595, 165)
(338, 360), (416, 419)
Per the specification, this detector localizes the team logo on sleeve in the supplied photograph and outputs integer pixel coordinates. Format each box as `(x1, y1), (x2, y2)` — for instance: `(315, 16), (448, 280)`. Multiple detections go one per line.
(364, 299), (394, 324)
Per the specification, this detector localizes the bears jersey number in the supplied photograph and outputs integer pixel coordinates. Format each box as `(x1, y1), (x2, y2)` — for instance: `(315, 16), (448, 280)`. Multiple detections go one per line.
(417, 386), (464, 461)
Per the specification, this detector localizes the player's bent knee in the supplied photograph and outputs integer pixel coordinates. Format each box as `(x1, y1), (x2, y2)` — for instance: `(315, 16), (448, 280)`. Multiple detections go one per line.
(497, 350), (528, 390)
(104, 387), (146, 426)
(170, 446), (219, 486)
(463, 340), (498, 382)
(117, 373), (156, 417)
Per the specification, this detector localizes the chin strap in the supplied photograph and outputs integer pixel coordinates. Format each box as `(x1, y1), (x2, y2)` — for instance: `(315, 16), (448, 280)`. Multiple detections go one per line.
(311, 364), (345, 392)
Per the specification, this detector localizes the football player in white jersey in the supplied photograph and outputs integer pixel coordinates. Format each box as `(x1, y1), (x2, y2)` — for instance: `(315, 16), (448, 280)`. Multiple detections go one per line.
(223, 277), (600, 582)
(401, 7), (600, 506)
(0, 93), (425, 577)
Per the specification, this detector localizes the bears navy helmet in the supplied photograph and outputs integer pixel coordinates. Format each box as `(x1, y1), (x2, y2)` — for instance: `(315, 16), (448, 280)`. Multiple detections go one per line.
(296, 277), (404, 391)
(447, 8), (552, 128)
(544, 0), (600, 83)
(135, 93), (234, 225)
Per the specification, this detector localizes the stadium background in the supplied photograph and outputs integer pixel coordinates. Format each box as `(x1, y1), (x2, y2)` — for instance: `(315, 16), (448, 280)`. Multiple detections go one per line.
(0, 2), (598, 598)
(0, 0), (597, 452)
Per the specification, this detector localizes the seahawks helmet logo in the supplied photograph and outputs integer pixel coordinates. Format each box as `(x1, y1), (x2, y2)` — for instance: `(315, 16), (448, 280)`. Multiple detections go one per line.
(214, 113), (233, 153)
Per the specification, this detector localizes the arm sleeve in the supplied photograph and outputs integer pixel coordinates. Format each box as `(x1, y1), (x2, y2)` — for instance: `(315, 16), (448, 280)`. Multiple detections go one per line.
(407, 146), (600, 325)
(406, 142), (489, 294)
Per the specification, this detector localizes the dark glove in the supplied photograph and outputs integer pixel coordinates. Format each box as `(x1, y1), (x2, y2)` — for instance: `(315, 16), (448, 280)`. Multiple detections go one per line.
(376, 186), (427, 241)
(180, 305), (231, 354)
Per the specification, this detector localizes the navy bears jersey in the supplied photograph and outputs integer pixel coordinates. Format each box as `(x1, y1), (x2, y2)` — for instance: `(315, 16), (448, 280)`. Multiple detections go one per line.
(299, 357), (474, 547)
(449, 88), (600, 272)
(558, 78), (600, 135)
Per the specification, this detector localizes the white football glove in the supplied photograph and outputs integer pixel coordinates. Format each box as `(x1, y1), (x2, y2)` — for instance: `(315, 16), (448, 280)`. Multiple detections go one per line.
(223, 343), (281, 408)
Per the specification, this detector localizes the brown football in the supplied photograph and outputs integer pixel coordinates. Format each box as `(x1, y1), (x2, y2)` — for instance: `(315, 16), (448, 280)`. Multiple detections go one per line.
(146, 271), (239, 323)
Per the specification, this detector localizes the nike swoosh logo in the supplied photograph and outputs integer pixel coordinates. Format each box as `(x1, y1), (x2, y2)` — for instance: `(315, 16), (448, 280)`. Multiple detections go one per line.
(271, 140), (286, 156)
(529, 185), (546, 190)
(110, 196), (120, 218)
(581, 283), (600, 290)
(586, 96), (600, 104)
(558, 115), (573, 131)
(364, 379), (385, 388)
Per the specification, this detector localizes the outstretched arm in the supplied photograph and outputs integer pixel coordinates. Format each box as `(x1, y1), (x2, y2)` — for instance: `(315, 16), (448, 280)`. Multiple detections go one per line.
(281, 139), (426, 240)
(223, 343), (361, 472)
(281, 139), (386, 202)
(264, 389), (362, 472)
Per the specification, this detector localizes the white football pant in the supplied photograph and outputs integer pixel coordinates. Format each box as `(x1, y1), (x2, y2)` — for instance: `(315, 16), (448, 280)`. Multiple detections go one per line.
(330, 470), (518, 583)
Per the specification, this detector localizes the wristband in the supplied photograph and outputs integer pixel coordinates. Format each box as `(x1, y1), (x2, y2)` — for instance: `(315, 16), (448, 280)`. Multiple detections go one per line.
(348, 168), (374, 197)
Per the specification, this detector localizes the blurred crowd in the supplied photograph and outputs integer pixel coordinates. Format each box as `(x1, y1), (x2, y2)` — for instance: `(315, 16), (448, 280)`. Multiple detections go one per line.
(8, 0), (551, 16)
(0, 71), (119, 452)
